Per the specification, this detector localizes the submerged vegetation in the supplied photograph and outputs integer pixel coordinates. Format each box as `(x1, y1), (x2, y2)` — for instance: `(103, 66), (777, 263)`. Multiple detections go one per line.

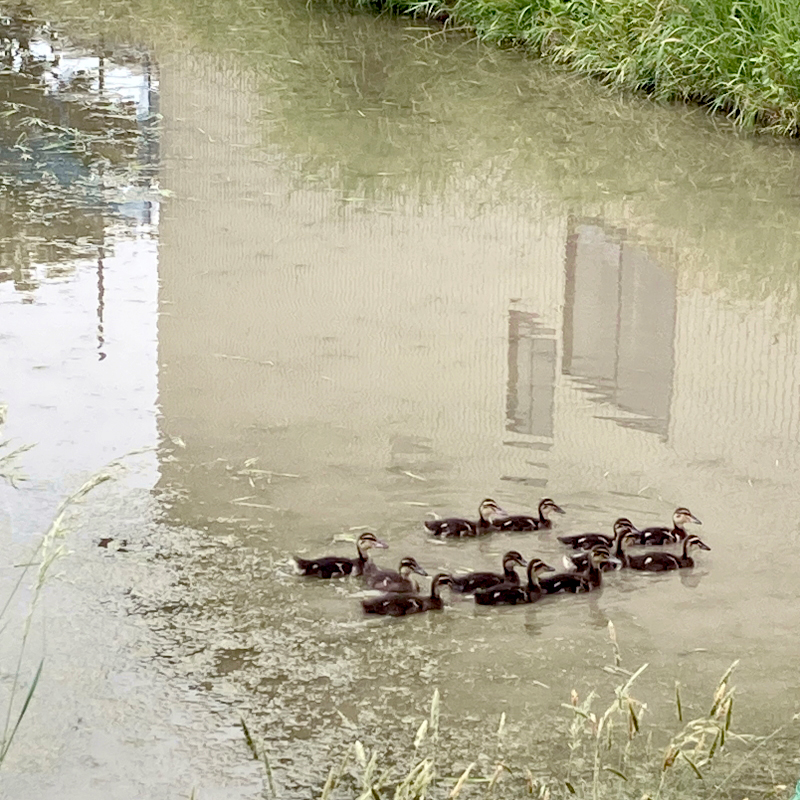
(346, 0), (800, 137)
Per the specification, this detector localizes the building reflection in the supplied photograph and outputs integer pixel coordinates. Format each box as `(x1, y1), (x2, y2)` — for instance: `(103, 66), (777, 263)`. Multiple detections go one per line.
(563, 218), (676, 438)
(506, 309), (557, 440)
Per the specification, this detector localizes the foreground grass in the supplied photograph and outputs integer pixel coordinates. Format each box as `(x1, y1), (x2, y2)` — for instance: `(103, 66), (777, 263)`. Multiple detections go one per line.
(0, 409), (119, 766)
(345, 0), (800, 137)
(240, 623), (799, 799)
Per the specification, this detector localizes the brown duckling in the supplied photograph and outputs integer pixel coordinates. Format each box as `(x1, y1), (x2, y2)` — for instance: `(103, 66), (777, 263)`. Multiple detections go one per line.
(474, 558), (555, 605)
(558, 518), (638, 550)
(539, 547), (612, 594)
(424, 498), (507, 538)
(621, 533), (710, 572)
(294, 532), (388, 578)
(364, 556), (428, 593)
(361, 574), (453, 617)
(625, 507), (701, 545)
(492, 498), (565, 532)
(450, 550), (527, 594)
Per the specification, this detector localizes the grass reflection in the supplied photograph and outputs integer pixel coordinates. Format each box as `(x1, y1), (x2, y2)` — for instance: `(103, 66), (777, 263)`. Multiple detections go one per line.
(36, 0), (800, 307)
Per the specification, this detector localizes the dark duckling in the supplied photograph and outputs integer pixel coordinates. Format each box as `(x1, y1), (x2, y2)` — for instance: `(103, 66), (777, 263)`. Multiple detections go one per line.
(492, 498), (565, 532)
(621, 533), (710, 572)
(364, 556), (428, 593)
(361, 573), (453, 617)
(558, 517), (638, 550)
(450, 551), (527, 594)
(561, 519), (635, 571)
(424, 498), (507, 538)
(625, 507), (701, 545)
(539, 547), (611, 594)
(474, 558), (555, 605)
(294, 532), (388, 578)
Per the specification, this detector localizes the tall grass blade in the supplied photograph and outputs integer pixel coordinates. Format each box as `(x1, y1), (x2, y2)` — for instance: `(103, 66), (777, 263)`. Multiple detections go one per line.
(0, 658), (43, 764)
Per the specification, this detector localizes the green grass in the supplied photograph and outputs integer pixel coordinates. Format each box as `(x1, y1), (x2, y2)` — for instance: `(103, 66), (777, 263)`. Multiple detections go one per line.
(344, 0), (800, 136)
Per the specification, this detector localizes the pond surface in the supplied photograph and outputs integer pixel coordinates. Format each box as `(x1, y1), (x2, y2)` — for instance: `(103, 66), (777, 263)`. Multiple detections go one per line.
(2, 0), (800, 796)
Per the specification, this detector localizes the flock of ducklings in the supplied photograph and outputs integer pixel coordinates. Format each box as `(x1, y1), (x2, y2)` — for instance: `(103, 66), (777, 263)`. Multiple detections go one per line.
(293, 498), (709, 617)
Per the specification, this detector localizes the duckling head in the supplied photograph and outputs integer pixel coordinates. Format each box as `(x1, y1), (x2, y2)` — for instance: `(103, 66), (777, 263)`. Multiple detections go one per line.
(358, 532), (389, 550)
(674, 507), (702, 527)
(685, 534), (710, 551)
(539, 498), (566, 517)
(478, 498), (509, 523)
(399, 556), (428, 576)
(613, 517), (638, 535)
(502, 551), (527, 569)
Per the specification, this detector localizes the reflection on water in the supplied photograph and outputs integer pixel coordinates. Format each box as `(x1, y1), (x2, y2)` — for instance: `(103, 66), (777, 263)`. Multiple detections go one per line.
(563, 219), (676, 438)
(506, 308), (556, 440)
(4, 0), (800, 796)
(0, 6), (158, 297)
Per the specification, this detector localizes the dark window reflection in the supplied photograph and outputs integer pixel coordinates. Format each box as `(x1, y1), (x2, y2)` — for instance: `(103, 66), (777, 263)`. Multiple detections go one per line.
(563, 219), (676, 438)
(506, 310), (557, 439)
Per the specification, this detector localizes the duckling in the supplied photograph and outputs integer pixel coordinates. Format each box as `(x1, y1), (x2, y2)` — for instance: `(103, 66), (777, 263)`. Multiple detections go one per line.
(294, 532), (388, 578)
(539, 547), (611, 594)
(561, 519), (635, 571)
(562, 550), (623, 572)
(625, 507), (701, 545)
(450, 551), (526, 594)
(424, 498), (507, 538)
(361, 574), (453, 617)
(492, 498), (565, 532)
(364, 557), (428, 593)
(474, 558), (555, 605)
(558, 518), (638, 550)
(621, 533), (710, 572)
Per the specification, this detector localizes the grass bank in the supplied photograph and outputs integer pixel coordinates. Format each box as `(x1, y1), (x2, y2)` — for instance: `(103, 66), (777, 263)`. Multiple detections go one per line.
(347, 0), (800, 137)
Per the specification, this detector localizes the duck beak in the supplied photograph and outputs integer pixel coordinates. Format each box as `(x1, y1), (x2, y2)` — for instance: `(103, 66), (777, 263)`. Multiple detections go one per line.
(541, 562), (556, 572)
(374, 539), (389, 549)
(552, 504), (566, 514)
(696, 540), (711, 550)
(415, 565), (429, 576)
(690, 514), (702, 525)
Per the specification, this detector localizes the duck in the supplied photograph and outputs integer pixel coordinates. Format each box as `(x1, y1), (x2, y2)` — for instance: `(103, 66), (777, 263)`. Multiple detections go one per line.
(539, 547), (612, 594)
(294, 532), (388, 578)
(562, 549), (623, 573)
(364, 556), (428, 593)
(625, 507), (701, 545)
(424, 498), (507, 538)
(361, 573), (453, 616)
(620, 533), (710, 572)
(491, 498), (565, 532)
(474, 558), (555, 605)
(450, 551), (526, 594)
(558, 518), (638, 550)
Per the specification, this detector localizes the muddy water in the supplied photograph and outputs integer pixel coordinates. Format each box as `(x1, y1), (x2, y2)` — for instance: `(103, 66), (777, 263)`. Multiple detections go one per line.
(2, 0), (800, 796)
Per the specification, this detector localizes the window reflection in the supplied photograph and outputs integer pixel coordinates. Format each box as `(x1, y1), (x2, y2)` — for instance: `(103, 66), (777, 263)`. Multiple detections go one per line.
(506, 309), (557, 439)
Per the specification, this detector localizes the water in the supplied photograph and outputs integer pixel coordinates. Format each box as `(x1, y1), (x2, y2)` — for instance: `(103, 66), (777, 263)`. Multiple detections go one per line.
(2, 0), (800, 796)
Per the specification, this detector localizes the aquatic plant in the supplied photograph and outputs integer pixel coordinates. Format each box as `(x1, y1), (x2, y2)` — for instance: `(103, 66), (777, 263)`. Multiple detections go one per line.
(302, 622), (799, 799)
